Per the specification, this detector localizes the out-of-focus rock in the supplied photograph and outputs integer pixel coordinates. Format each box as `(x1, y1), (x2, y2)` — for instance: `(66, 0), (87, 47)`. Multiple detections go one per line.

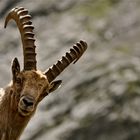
(1, 0), (140, 140)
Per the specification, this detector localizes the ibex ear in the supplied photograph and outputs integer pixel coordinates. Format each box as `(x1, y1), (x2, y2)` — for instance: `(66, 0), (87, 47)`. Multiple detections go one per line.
(39, 80), (62, 102)
(12, 57), (20, 81)
(49, 80), (62, 93)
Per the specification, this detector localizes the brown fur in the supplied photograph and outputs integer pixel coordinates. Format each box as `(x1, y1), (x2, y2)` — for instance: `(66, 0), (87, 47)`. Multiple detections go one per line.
(0, 86), (31, 140)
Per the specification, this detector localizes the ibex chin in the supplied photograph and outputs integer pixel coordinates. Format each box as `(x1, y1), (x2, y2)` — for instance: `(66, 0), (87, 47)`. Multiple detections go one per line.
(0, 7), (87, 140)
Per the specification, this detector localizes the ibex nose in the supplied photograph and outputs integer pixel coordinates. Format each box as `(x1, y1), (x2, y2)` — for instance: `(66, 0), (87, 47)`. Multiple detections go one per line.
(22, 97), (34, 107)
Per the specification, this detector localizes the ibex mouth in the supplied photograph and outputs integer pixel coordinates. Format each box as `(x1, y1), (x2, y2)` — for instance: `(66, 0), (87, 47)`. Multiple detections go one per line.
(18, 107), (31, 116)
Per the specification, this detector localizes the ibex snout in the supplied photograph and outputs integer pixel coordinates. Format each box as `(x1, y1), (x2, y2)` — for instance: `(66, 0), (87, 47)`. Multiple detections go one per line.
(22, 96), (34, 107)
(18, 95), (35, 116)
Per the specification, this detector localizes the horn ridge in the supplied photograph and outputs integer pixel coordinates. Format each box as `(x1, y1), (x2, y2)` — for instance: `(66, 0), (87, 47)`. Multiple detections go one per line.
(4, 7), (37, 70)
(45, 40), (87, 82)
(17, 9), (28, 16)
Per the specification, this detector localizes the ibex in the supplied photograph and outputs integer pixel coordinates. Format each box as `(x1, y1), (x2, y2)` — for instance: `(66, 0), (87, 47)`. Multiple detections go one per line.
(0, 7), (87, 140)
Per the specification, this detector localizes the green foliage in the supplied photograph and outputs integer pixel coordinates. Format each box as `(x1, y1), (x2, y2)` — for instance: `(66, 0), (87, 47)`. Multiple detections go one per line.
(73, 0), (120, 18)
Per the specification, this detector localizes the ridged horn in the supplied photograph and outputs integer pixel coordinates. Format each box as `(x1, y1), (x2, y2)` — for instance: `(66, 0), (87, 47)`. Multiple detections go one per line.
(45, 40), (87, 83)
(4, 7), (37, 70)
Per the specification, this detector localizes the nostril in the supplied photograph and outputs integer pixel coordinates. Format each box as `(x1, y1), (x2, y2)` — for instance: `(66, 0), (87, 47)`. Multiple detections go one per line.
(22, 98), (34, 107)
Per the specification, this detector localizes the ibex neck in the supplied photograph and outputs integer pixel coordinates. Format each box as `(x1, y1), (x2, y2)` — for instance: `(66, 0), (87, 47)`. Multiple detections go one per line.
(0, 87), (32, 140)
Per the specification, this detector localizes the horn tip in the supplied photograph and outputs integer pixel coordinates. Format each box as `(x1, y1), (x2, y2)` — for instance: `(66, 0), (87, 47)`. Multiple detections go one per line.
(73, 40), (88, 64)
(4, 7), (19, 28)
(4, 16), (9, 28)
(4, 13), (12, 29)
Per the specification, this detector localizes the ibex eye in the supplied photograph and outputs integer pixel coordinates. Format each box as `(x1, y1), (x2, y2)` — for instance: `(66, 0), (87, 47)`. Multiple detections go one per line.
(16, 77), (22, 84)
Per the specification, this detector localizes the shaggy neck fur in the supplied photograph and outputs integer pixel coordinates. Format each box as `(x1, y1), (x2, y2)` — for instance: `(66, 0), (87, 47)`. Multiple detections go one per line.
(0, 86), (33, 140)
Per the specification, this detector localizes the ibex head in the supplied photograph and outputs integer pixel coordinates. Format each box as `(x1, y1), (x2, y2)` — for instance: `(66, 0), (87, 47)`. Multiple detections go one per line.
(11, 59), (61, 116)
(4, 7), (87, 117)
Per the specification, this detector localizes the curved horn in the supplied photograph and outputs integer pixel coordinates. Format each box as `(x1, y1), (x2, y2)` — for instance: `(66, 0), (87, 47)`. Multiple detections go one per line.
(45, 40), (87, 83)
(4, 7), (37, 70)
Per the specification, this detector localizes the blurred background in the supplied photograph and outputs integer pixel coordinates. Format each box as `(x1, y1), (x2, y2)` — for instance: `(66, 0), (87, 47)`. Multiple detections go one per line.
(1, 0), (140, 140)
